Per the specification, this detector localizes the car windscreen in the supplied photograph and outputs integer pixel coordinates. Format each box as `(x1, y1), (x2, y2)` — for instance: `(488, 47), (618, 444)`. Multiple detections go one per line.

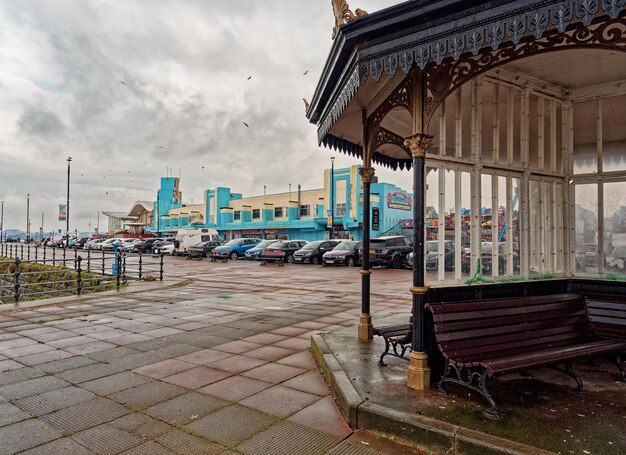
(256, 240), (277, 248)
(333, 241), (357, 251)
(194, 241), (209, 247)
(224, 239), (242, 246)
(301, 241), (322, 250)
(270, 242), (288, 248)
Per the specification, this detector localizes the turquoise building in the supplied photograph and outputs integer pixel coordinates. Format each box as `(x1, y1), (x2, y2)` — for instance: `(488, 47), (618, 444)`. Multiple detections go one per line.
(149, 165), (412, 241)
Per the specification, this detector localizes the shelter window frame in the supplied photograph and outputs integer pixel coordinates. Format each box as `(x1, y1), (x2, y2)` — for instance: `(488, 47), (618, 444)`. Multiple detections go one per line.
(233, 211), (241, 221)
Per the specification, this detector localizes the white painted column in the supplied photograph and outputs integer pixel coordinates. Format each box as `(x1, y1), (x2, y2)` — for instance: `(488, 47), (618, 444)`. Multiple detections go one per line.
(491, 174), (499, 277)
(562, 100), (574, 275)
(456, 90), (463, 159)
(538, 97), (545, 171)
(507, 87), (515, 166)
(470, 77), (483, 277)
(493, 83), (500, 165)
(520, 86), (531, 278)
(550, 100), (558, 173)
(506, 177), (514, 276)
(439, 100), (446, 156)
(438, 168), (445, 281)
(454, 170), (462, 280)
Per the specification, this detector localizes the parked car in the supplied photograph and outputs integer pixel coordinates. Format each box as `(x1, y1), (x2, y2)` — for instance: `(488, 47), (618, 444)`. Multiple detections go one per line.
(73, 237), (89, 249)
(84, 238), (105, 250)
(424, 240), (455, 271)
(153, 239), (174, 255)
(367, 236), (413, 268)
(100, 238), (121, 251)
(293, 240), (340, 264)
(174, 228), (222, 255)
(461, 242), (520, 275)
(151, 238), (175, 254)
(134, 238), (160, 254)
(244, 240), (279, 260)
(211, 238), (262, 260)
(606, 245), (626, 272)
(322, 240), (361, 266)
(259, 240), (308, 263)
(187, 240), (225, 258)
(121, 238), (141, 252)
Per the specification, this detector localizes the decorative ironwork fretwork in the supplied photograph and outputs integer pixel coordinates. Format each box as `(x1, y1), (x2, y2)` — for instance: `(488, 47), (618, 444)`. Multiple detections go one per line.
(404, 133), (434, 158)
(424, 14), (626, 125)
(316, 1), (626, 143)
(332, 0), (368, 39)
(371, 127), (412, 159)
(322, 134), (412, 170)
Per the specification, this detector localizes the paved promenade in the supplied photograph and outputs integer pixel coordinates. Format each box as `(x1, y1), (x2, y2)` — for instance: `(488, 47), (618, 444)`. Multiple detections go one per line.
(0, 259), (423, 454)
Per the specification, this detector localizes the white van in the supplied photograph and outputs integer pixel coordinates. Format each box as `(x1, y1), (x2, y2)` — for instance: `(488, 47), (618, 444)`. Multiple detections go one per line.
(174, 228), (222, 255)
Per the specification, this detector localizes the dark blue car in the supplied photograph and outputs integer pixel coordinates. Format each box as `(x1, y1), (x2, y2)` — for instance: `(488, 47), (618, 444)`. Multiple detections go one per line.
(210, 238), (262, 260)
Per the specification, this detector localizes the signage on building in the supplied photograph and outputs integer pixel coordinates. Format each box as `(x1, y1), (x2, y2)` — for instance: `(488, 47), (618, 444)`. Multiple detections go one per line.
(372, 207), (380, 230)
(387, 192), (412, 210)
(189, 214), (204, 224)
(58, 204), (67, 221)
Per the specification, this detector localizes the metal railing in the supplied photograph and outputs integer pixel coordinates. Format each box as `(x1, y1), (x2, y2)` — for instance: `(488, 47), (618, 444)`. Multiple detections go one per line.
(0, 243), (165, 303)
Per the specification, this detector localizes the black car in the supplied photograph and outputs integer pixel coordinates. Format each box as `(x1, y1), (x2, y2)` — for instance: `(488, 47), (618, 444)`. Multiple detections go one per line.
(134, 238), (160, 253)
(368, 236), (412, 269)
(293, 240), (340, 264)
(73, 237), (89, 249)
(187, 240), (225, 258)
(322, 240), (362, 267)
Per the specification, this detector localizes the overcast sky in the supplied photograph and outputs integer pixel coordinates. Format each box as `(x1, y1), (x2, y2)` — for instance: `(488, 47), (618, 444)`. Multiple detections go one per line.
(0, 0), (408, 233)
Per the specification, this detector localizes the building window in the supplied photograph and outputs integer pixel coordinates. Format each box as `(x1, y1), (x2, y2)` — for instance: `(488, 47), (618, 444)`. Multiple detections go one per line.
(252, 209), (260, 219)
(299, 205), (310, 217)
(274, 207), (283, 218)
(336, 203), (346, 217)
(234, 211), (241, 221)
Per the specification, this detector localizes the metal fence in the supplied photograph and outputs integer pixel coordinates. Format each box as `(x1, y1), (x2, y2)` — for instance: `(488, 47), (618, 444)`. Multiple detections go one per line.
(0, 243), (164, 303)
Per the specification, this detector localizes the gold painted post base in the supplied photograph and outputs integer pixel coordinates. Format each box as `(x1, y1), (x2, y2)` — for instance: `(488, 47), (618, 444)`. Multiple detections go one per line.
(358, 314), (373, 341)
(407, 351), (431, 390)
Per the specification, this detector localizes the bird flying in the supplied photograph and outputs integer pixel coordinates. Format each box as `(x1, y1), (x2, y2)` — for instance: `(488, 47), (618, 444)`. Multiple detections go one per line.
(247, 76), (252, 80)
(302, 70), (308, 76)
(243, 122), (249, 128)
(120, 81), (126, 85)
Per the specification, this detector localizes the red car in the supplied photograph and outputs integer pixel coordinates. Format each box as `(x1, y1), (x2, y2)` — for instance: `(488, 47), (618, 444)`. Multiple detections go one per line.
(259, 240), (308, 264)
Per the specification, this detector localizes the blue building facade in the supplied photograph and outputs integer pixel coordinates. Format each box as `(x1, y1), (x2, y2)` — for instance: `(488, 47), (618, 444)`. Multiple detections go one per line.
(148, 165), (412, 241)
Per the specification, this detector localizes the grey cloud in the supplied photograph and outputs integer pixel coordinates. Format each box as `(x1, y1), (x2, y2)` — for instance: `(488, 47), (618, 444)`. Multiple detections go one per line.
(17, 106), (64, 137)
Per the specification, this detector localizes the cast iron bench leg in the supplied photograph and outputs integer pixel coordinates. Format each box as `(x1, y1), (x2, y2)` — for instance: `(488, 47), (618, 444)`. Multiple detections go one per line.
(437, 362), (500, 418)
(551, 363), (584, 392)
(378, 337), (391, 366)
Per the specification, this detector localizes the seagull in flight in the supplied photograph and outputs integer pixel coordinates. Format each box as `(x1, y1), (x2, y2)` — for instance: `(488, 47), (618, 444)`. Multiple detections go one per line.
(243, 122), (249, 128)
(302, 70), (308, 76)
(247, 76), (252, 80)
(120, 81), (126, 85)
(155, 146), (164, 149)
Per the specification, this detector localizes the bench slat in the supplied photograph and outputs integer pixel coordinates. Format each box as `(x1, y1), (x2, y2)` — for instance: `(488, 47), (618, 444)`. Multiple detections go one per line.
(436, 307), (587, 333)
(427, 293), (582, 314)
(432, 300), (584, 323)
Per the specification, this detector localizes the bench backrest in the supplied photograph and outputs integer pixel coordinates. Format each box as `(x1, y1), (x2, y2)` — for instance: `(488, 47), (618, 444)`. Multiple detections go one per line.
(425, 294), (594, 365)
(584, 293), (626, 339)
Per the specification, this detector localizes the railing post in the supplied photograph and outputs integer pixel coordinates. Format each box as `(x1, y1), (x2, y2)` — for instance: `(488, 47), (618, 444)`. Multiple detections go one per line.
(102, 250), (105, 275)
(87, 249), (91, 273)
(74, 247), (77, 269)
(52, 247), (56, 267)
(138, 253), (143, 280)
(63, 247), (66, 265)
(159, 254), (164, 281)
(122, 253), (127, 284)
(76, 256), (82, 295)
(20, 244), (24, 260)
(28, 244), (31, 261)
(13, 258), (20, 303)
(42, 245), (46, 263)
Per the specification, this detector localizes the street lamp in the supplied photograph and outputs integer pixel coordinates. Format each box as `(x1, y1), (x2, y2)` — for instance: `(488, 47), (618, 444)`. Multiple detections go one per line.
(66, 157), (72, 245)
(26, 193), (30, 243)
(330, 157), (335, 240)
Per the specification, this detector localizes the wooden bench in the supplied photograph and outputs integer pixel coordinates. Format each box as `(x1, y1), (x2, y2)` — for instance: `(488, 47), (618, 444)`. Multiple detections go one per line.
(584, 293), (626, 340)
(373, 321), (412, 366)
(426, 293), (626, 418)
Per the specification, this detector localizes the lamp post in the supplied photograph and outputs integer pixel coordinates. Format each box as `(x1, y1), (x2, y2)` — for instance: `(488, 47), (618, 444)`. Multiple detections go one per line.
(26, 193), (30, 243)
(330, 157), (335, 240)
(0, 200), (4, 243)
(66, 157), (72, 245)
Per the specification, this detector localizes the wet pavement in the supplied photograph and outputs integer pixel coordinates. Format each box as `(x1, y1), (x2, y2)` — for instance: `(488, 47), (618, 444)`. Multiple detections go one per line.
(0, 256), (428, 454)
(320, 313), (626, 455)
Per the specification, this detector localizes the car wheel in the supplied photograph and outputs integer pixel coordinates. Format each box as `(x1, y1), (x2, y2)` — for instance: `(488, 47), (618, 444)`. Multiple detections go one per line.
(311, 256), (319, 265)
(347, 257), (355, 267)
(230, 251), (239, 260)
(203, 252), (209, 258)
(391, 255), (403, 269)
(286, 254), (294, 263)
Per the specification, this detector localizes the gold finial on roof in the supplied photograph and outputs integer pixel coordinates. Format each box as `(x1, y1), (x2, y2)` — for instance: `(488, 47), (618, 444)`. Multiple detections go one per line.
(332, 0), (367, 39)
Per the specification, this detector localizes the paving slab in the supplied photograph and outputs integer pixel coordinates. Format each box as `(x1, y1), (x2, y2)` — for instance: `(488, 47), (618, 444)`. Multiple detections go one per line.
(144, 392), (228, 425)
(41, 397), (129, 433)
(14, 386), (96, 415)
(108, 413), (172, 440)
(185, 404), (277, 447)
(109, 381), (186, 410)
(80, 371), (153, 396)
(0, 375), (69, 400)
(73, 423), (145, 455)
(0, 418), (63, 453)
(18, 437), (95, 455)
(198, 376), (273, 402)
(0, 402), (31, 427)
(235, 420), (340, 455)
(239, 384), (320, 418)
(155, 429), (226, 455)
